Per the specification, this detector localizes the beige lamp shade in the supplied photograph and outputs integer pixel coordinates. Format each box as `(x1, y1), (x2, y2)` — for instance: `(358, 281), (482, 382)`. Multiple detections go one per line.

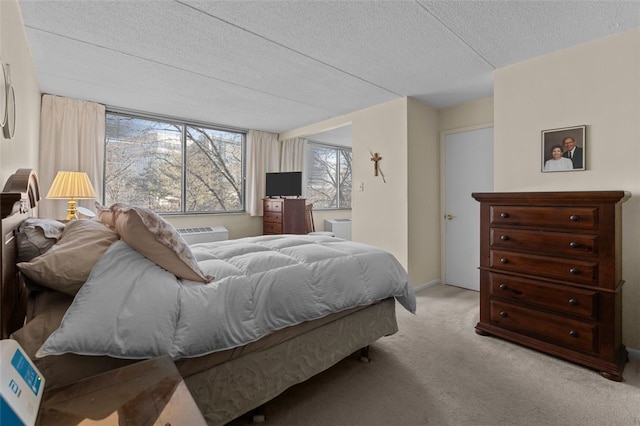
(47, 171), (96, 220)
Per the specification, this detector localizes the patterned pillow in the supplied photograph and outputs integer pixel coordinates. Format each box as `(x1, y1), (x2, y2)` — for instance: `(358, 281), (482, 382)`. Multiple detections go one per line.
(95, 201), (127, 229)
(113, 205), (212, 283)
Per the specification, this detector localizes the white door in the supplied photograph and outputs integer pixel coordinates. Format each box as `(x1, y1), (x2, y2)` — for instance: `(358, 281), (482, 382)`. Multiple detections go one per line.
(444, 127), (494, 291)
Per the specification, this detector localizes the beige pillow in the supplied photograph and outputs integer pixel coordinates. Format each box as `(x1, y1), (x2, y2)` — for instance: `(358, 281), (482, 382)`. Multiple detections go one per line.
(114, 206), (212, 283)
(17, 220), (119, 295)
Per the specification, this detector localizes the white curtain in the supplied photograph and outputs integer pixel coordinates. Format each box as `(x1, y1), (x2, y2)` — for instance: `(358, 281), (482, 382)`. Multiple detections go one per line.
(246, 130), (280, 216)
(280, 138), (306, 172)
(39, 95), (106, 219)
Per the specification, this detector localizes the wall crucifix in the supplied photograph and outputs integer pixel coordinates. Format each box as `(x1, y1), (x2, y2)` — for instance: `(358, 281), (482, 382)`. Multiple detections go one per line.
(369, 151), (386, 183)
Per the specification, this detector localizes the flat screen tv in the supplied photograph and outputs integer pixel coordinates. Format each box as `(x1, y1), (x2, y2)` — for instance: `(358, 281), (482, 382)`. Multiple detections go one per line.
(265, 172), (302, 198)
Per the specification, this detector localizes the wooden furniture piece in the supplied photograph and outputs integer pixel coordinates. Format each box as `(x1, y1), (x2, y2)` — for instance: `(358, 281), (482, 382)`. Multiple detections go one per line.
(1, 169), (40, 339)
(36, 355), (207, 426)
(472, 191), (630, 381)
(304, 203), (316, 233)
(304, 203), (335, 236)
(263, 198), (305, 235)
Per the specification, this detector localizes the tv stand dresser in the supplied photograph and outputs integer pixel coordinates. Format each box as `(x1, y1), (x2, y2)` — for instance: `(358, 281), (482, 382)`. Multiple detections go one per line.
(263, 198), (305, 235)
(472, 191), (630, 381)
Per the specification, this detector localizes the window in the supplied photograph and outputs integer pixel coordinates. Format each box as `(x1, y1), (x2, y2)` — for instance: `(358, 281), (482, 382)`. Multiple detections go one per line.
(104, 112), (244, 213)
(305, 142), (352, 209)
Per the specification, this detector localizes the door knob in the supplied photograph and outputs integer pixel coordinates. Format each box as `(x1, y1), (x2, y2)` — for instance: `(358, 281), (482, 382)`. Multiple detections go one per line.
(445, 214), (455, 220)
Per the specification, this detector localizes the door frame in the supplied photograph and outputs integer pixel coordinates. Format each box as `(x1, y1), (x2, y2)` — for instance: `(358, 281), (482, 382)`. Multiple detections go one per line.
(439, 122), (494, 287)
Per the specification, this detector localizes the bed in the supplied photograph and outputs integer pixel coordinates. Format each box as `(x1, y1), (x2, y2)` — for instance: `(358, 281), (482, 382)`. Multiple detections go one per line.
(1, 168), (416, 425)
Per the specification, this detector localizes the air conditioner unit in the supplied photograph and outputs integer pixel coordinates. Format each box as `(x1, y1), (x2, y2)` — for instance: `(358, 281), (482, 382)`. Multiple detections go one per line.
(177, 226), (228, 245)
(324, 219), (351, 240)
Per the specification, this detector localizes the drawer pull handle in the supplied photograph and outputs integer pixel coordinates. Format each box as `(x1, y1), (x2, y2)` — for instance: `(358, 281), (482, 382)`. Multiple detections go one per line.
(569, 268), (580, 275)
(500, 235), (510, 241)
(499, 311), (508, 318)
(569, 330), (579, 338)
(569, 298), (579, 306)
(498, 284), (523, 296)
(500, 258), (508, 264)
(569, 241), (580, 248)
(500, 212), (509, 218)
(569, 215), (580, 221)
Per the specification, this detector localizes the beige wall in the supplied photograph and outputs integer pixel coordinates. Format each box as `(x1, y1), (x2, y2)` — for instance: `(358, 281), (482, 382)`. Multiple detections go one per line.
(494, 28), (640, 349)
(439, 96), (494, 133)
(0, 0), (41, 183)
(407, 98), (440, 285)
(352, 98), (410, 266)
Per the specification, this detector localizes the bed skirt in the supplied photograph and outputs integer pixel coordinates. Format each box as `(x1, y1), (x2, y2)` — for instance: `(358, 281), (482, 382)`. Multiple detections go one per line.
(185, 298), (398, 425)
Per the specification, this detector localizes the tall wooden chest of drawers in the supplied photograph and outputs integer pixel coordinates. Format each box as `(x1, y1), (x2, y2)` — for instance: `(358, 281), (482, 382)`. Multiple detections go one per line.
(263, 198), (306, 235)
(472, 191), (630, 381)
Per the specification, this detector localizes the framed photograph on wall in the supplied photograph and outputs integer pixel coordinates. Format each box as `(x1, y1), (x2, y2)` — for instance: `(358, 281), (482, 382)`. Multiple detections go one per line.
(541, 125), (586, 172)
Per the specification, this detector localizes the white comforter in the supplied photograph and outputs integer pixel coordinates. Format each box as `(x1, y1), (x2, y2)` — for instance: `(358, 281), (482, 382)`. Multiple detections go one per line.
(37, 235), (416, 360)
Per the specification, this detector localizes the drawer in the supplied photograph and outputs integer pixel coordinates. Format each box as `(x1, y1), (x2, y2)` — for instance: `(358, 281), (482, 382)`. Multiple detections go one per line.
(489, 300), (597, 353)
(264, 200), (283, 212)
(490, 228), (598, 257)
(490, 250), (598, 285)
(488, 273), (597, 319)
(490, 206), (598, 230)
(263, 212), (282, 223)
(263, 222), (282, 234)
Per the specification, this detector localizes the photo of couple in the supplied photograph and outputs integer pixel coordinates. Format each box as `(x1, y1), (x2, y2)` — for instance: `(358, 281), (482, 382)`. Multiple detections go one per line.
(542, 126), (586, 172)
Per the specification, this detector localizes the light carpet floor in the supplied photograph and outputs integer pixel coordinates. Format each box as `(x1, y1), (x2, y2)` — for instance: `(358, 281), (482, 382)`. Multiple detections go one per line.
(229, 284), (640, 425)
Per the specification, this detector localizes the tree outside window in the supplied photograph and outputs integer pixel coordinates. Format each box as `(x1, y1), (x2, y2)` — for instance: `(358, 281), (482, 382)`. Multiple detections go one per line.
(306, 142), (351, 209)
(105, 113), (244, 213)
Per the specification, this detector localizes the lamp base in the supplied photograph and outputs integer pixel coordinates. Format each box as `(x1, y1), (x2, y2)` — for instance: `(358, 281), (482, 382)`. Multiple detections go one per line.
(66, 199), (77, 221)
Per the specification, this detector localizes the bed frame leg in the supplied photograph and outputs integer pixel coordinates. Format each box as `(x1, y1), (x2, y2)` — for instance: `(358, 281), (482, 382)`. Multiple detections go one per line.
(360, 345), (370, 363)
(252, 405), (266, 423)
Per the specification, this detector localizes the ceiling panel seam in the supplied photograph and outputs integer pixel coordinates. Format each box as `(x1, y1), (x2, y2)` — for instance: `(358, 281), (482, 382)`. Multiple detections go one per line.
(416, 0), (497, 70)
(175, 0), (403, 97)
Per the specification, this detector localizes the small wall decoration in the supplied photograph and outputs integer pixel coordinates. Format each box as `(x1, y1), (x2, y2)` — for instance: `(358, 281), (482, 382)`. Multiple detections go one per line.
(3, 85), (15, 139)
(541, 125), (586, 172)
(0, 61), (7, 129)
(1, 62), (15, 140)
(369, 150), (386, 182)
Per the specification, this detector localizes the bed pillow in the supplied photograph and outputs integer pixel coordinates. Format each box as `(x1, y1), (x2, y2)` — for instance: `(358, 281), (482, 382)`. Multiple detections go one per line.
(16, 218), (66, 262)
(95, 201), (127, 229)
(114, 206), (212, 283)
(17, 219), (119, 295)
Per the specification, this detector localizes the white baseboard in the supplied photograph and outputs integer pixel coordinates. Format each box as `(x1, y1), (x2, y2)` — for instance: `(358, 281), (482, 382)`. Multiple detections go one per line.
(628, 347), (640, 360)
(413, 280), (441, 294)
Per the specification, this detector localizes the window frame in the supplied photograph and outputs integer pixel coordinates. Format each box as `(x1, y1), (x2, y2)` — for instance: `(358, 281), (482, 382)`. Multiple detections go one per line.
(104, 109), (247, 215)
(305, 140), (352, 211)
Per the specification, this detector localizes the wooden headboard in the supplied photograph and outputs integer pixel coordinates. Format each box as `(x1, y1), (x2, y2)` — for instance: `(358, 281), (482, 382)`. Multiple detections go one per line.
(1, 168), (40, 338)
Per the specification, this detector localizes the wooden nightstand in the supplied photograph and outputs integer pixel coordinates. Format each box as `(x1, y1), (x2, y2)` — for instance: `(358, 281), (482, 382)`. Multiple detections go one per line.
(36, 355), (206, 426)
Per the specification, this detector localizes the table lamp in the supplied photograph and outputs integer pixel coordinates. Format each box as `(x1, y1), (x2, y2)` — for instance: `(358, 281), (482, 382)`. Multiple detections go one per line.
(46, 171), (96, 220)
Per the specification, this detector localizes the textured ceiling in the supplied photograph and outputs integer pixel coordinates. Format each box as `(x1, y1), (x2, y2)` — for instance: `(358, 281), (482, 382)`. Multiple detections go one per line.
(17, 0), (640, 143)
